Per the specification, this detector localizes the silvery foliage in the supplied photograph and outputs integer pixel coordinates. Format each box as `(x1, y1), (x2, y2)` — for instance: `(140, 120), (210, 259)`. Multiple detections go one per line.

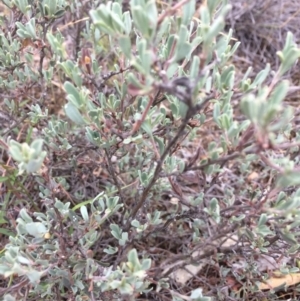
(1, 0), (300, 300)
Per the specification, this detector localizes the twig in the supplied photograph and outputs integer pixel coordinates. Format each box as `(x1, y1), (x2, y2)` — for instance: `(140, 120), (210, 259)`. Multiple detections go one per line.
(125, 97), (211, 230)
(2, 115), (28, 136)
(160, 152), (243, 177)
(157, 0), (191, 25)
(130, 94), (155, 136)
(38, 19), (53, 78)
(125, 111), (192, 230)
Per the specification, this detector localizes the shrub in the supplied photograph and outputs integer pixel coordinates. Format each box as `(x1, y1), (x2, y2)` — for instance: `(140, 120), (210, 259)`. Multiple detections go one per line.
(1, 0), (300, 300)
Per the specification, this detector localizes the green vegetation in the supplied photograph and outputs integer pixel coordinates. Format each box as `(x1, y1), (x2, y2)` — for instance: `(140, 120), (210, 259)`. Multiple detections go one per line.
(1, 0), (300, 300)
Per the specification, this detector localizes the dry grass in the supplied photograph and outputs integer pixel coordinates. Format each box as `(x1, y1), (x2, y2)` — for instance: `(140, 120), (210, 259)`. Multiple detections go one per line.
(228, 0), (300, 86)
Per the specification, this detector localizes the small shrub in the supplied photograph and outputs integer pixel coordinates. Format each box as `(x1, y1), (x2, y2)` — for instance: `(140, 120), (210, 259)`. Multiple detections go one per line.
(1, 0), (300, 300)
